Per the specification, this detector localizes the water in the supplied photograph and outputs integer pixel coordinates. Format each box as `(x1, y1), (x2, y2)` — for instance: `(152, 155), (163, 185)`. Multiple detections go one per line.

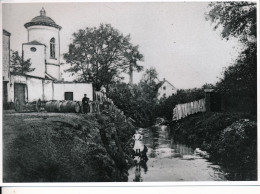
(128, 125), (227, 182)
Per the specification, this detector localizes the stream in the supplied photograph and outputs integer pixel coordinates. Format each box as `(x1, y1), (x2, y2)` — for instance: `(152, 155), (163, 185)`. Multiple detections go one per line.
(128, 125), (227, 182)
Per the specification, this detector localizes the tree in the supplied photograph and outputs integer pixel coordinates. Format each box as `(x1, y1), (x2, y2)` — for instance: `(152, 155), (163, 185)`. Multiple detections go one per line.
(10, 50), (35, 75)
(107, 68), (160, 127)
(206, 1), (256, 43)
(64, 24), (144, 91)
(206, 2), (257, 113)
(139, 67), (159, 103)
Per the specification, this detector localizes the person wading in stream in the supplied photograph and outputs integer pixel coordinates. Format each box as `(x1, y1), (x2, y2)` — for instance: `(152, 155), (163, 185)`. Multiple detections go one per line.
(133, 129), (144, 155)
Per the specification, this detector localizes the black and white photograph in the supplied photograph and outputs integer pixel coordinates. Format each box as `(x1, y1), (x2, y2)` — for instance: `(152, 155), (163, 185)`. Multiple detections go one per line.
(1, 0), (258, 183)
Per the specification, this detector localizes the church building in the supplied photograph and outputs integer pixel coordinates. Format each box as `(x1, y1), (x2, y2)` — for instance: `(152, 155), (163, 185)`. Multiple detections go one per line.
(2, 8), (93, 109)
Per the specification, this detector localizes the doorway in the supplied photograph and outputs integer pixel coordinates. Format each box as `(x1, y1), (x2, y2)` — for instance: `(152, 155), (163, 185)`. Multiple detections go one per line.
(64, 92), (73, 101)
(14, 83), (26, 104)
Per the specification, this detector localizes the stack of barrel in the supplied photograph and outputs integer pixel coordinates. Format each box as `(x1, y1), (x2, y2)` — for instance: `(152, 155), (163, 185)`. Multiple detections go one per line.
(45, 100), (81, 113)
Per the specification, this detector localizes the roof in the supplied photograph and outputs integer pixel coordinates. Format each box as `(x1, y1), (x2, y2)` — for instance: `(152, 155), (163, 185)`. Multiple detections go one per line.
(23, 40), (46, 46)
(54, 81), (92, 84)
(45, 72), (57, 80)
(24, 8), (61, 30)
(3, 29), (11, 36)
(159, 79), (177, 90)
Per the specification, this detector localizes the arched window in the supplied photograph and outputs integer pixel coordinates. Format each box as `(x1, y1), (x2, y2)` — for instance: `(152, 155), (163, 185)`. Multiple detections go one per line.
(50, 38), (55, 58)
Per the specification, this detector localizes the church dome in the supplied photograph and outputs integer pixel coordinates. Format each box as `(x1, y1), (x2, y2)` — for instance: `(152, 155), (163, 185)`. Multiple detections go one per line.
(24, 8), (61, 30)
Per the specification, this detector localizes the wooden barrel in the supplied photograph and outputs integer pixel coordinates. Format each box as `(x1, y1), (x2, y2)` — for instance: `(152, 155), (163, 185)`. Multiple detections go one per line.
(60, 101), (71, 112)
(71, 101), (80, 113)
(60, 101), (80, 113)
(45, 101), (55, 112)
(45, 100), (62, 112)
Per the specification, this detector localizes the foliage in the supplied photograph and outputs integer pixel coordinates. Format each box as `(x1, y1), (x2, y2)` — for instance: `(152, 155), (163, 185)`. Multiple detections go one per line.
(214, 119), (257, 180)
(3, 112), (135, 182)
(107, 68), (160, 127)
(64, 24), (144, 91)
(206, 2), (257, 114)
(206, 1), (256, 43)
(10, 50), (35, 75)
(215, 42), (257, 113)
(155, 87), (206, 120)
(169, 112), (257, 181)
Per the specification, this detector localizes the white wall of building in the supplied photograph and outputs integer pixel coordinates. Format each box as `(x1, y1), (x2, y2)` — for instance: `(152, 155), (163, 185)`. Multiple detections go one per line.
(157, 81), (177, 99)
(8, 75), (27, 102)
(26, 77), (44, 102)
(53, 83), (93, 101)
(43, 80), (54, 101)
(9, 75), (45, 102)
(8, 75), (93, 103)
(46, 64), (60, 80)
(28, 25), (60, 65)
(3, 32), (10, 81)
(27, 25), (60, 80)
(23, 44), (46, 78)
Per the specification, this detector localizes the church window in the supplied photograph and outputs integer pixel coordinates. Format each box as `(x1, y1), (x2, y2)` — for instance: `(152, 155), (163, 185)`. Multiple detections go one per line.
(50, 38), (55, 58)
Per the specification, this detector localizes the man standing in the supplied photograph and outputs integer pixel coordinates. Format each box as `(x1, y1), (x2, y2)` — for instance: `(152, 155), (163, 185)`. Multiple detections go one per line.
(82, 94), (89, 114)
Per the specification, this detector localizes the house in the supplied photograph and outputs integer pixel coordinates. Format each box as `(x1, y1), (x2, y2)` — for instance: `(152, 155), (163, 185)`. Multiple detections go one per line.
(2, 8), (93, 109)
(157, 78), (177, 99)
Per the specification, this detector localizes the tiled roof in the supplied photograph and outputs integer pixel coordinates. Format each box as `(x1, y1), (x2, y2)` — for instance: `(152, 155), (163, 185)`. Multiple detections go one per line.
(3, 29), (11, 36)
(24, 8), (61, 30)
(45, 72), (57, 80)
(23, 40), (46, 46)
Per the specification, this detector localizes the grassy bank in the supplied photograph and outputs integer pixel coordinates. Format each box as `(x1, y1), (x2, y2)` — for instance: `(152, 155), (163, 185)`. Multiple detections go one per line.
(169, 112), (257, 181)
(3, 110), (135, 182)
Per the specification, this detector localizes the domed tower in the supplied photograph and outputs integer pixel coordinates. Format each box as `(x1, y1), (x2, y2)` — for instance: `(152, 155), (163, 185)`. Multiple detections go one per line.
(23, 8), (62, 80)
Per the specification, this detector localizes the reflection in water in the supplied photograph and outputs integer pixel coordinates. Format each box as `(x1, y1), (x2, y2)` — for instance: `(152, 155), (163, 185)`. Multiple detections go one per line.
(171, 143), (193, 156)
(128, 125), (226, 182)
(133, 162), (148, 182)
(144, 125), (193, 157)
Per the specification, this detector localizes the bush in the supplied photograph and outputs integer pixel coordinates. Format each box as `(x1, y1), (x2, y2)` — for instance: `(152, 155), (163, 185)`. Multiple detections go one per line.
(213, 119), (257, 180)
(3, 112), (135, 182)
(169, 112), (257, 180)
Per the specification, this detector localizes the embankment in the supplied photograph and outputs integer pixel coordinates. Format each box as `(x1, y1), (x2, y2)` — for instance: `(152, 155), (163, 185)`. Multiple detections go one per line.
(3, 110), (135, 182)
(169, 112), (257, 181)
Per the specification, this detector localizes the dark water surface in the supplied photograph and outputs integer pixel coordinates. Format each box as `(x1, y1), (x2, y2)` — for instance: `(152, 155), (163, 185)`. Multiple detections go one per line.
(128, 125), (227, 182)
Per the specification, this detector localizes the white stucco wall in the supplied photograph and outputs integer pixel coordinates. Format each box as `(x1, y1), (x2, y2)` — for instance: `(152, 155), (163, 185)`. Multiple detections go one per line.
(23, 44), (46, 78)
(53, 83), (93, 101)
(43, 80), (54, 101)
(8, 75), (25, 102)
(27, 25), (60, 64)
(8, 77), (92, 103)
(157, 81), (177, 99)
(46, 64), (60, 80)
(26, 77), (44, 101)
(8, 75), (48, 102)
(3, 32), (10, 81)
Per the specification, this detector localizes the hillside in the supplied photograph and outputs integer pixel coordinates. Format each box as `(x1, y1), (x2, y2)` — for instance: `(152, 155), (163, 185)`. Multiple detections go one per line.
(3, 110), (135, 182)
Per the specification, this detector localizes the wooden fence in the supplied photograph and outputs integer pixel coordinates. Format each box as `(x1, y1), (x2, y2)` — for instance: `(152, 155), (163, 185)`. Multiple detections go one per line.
(172, 98), (206, 121)
(89, 91), (130, 122)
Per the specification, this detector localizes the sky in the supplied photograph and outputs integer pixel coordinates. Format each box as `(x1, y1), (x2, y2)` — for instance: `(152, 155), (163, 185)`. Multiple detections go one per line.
(2, 1), (243, 89)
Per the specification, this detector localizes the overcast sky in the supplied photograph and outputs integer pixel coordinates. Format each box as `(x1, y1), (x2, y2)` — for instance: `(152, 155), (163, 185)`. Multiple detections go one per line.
(2, 2), (242, 89)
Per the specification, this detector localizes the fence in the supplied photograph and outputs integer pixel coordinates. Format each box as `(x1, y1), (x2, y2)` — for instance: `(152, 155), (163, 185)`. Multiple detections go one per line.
(172, 98), (206, 121)
(89, 90), (131, 123)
